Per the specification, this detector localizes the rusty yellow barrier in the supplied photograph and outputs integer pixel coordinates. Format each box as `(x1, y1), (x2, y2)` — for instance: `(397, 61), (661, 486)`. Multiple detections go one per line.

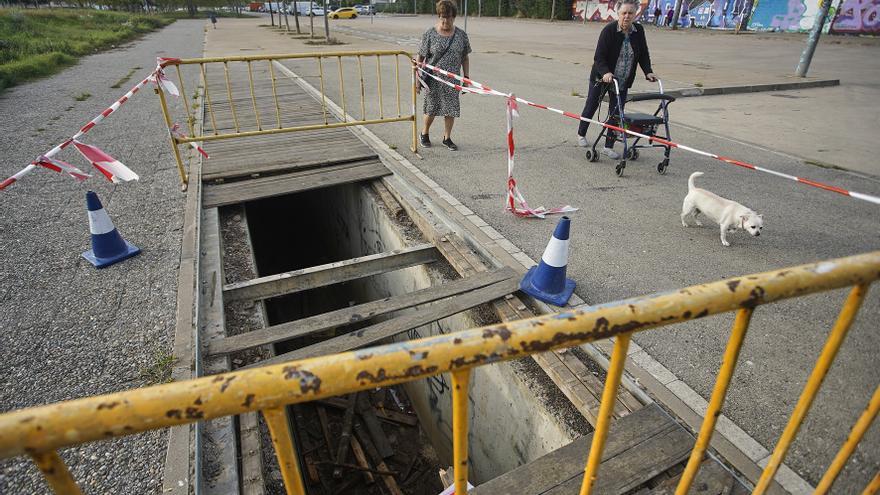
(0, 251), (878, 494)
(156, 51), (418, 188)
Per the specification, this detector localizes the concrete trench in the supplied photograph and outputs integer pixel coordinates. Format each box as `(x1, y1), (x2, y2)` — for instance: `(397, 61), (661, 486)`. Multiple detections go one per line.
(208, 179), (585, 493)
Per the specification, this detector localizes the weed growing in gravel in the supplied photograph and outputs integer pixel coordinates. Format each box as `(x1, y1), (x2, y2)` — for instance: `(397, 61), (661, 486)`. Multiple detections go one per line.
(110, 67), (140, 89)
(140, 351), (176, 385)
(571, 89), (582, 97)
(74, 92), (91, 101)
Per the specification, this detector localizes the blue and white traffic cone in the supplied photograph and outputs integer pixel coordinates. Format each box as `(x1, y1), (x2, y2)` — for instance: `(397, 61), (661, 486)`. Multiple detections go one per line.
(82, 191), (141, 268)
(520, 216), (576, 306)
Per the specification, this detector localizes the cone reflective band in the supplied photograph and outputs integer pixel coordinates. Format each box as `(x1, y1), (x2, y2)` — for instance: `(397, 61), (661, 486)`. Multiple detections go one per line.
(520, 216), (576, 306)
(82, 191), (141, 268)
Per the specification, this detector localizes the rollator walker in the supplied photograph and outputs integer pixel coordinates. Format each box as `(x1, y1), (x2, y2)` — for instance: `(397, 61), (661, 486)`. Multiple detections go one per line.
(585, 77), (676, 177)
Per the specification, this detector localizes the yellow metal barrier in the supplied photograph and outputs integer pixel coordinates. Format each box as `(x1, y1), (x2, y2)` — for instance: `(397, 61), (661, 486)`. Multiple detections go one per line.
(156, 51), (418, 187)
(0, 251), (878, 495)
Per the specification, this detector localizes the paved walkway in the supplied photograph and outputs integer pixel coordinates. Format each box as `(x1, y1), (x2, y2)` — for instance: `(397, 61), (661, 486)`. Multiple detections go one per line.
(0, 20), (204, 494)
(206, 16), (879, 493)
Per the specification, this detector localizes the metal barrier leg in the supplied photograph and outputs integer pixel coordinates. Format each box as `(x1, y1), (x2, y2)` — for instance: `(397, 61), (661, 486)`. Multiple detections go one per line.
(753, 283), (870, 494)
(863, 471), (880, 495)
(155, 87), (188, 189)
(815, 383), (880, 494)
(263, 407), (307, 495)
(580, 332), (632, 495)
(676, 308), (753, 495)
(31, 451), (82, 495)
(452, 369), (472, 494)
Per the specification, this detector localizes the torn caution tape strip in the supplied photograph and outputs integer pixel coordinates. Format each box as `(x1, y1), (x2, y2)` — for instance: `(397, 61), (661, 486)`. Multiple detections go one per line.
(415, 61), (880, 207)
(1, 57), (186, 191)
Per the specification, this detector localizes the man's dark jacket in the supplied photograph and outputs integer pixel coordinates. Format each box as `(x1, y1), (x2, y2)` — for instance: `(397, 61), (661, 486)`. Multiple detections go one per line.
(590, 21), (654, 89)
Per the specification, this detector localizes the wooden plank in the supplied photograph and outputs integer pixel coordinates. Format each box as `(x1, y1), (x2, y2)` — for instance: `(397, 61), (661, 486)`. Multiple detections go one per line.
(199, 208), (241, 495)
(317, 397), (418, 427)
(649, 459), (749, 495)
(208, 267), (516, 356)
(223, 243), (440, 303)
(544, 425), (692, 495)
(203, 161), (390, 207)
(245, 276), (521, 368)
(556, 349), (636, 419)
(239, 412), (266, 495)
(532, 352), (602, 426)
(470, 404), (679, 495)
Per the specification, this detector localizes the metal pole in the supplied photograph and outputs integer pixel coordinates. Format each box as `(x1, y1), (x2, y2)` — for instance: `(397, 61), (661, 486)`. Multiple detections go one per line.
(795, 0), (832, 77)
(670, 0), (683, 29)
(464, 0), (468, 30)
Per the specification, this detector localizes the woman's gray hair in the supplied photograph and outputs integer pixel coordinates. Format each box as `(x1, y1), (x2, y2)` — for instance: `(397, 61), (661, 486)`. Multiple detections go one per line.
(617, 0), (640, 9)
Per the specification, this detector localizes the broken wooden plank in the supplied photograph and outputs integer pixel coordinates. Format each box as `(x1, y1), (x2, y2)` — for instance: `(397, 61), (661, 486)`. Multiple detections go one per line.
(208, 267), (516, 356)
(223, 243), (440, 303)
(349, 437), (377, 484)
(357, 393), (394, 459)
(203, 160), (390, 207)
(333, 394), (358, 479)
(246, 276), (521, 368)
(317, 397), (418, 427)
(354, 422), (404, 495)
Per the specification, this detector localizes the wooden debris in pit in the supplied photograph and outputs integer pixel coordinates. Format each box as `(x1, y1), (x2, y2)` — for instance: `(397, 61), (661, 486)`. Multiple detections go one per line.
(286, 386), (443, 495)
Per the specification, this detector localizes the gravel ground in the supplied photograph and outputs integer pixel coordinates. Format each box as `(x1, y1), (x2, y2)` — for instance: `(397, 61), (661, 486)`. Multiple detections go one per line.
(0, 20), (205, 494)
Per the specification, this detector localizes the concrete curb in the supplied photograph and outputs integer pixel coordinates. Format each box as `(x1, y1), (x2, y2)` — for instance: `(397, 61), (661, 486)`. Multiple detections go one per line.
(650, 79), (840, 99)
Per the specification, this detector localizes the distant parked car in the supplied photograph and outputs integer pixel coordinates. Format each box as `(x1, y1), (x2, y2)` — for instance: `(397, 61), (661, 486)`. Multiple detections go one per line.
(309, 6), (326, 15)
(329, 7), (357, 18)
(354, 4), (375, 14)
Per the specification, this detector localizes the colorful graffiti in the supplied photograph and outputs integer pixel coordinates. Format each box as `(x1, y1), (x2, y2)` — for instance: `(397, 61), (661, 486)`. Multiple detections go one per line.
(830, 0), (880, 33)
(571, 0), (650, 21)
(749, 0), (843, 31)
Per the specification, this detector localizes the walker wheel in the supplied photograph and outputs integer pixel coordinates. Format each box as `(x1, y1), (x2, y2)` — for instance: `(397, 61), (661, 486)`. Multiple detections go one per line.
(586, 149), (599, 162)
(657, 159), (669, 175)
(627, 148), (639, 160)
(615, 161), (626, 177)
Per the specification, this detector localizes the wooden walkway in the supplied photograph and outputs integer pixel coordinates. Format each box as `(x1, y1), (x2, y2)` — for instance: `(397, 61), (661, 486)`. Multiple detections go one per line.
(192, 59), (746, 495)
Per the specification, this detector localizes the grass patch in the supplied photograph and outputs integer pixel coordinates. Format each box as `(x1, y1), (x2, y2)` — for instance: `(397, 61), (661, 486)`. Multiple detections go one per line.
(694, 82), (704, 87)
(0, 9), (174, 92)
(305, 38), (346, 45)
(74, 92), (91, 101)
(140, 351), (176, 385)
(110, 67), (139, 89)
(571, 89), (583, 97)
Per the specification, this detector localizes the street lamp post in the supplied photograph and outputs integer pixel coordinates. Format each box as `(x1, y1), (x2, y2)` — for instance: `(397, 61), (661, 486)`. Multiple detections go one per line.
(795, 0), (832, 77)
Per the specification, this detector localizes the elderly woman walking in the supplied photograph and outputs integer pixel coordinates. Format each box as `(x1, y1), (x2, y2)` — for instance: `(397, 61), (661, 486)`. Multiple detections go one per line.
(576, 0), (657, 159)
(417, 0), (472, 151)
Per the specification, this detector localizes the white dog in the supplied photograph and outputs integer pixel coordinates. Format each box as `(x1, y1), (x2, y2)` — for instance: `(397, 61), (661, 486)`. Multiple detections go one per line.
(681, 172), (764, 246)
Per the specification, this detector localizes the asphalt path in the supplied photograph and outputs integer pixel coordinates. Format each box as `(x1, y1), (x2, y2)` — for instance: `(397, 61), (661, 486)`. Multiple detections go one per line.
(273, 16), (880, 491)
(0, 20), (204, 494)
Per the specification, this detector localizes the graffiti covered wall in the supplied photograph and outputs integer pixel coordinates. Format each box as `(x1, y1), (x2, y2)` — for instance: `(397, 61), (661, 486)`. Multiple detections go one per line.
(830, 0), (879, 33)
(748, 0), (843, 31)
(571, 0), (650, 21)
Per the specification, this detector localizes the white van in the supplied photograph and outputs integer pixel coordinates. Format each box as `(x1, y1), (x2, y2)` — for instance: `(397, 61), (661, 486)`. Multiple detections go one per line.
(291, 1), (325, 15)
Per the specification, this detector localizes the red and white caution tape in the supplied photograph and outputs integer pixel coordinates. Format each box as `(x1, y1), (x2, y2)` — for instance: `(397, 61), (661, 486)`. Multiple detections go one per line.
(417, 63), (575, 218)
(506, 95), (577, 218)
(415, 62), (880, 207)
(170, 124), (209, 159)
(1, 58), (183, 191)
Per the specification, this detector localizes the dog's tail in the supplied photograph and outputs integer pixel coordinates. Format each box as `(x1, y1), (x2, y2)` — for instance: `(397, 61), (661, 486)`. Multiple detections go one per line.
(688, 172), (704, 191)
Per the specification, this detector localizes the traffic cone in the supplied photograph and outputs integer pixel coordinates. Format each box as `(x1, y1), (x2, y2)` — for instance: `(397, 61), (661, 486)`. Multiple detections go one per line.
(520, 216), (576, 306)
(82, 191), (141, 268)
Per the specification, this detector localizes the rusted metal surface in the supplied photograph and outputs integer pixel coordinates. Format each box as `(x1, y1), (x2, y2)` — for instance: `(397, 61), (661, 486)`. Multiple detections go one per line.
(0, 251), (877, 473)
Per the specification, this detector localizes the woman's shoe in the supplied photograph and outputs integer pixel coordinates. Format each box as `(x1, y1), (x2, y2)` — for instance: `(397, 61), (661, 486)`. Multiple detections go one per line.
(420, 134), (431, 147)
(442, 137), (458, 151)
